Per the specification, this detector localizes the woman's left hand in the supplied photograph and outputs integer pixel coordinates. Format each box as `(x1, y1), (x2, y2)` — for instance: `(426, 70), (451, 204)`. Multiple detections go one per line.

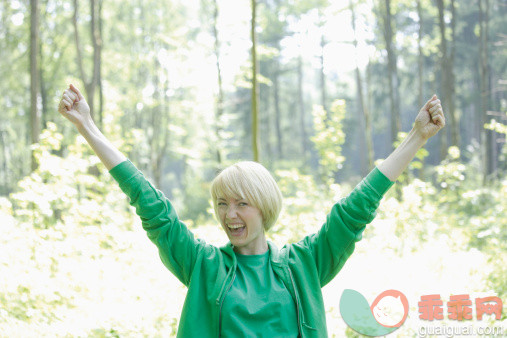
(413, 95), (446, 140)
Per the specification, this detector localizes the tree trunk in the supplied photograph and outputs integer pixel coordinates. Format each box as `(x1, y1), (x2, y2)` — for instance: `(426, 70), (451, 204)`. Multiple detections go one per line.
(439, 0), (462, 158)
(319, 34), (328, 119)
(72, 0), (101, 124)
(297, 55), (308, 159)
(150, 60), (161, 187)
(273, 59), (283, 159)
(435, 0), (448, 160)
(437, 0), (459, 160)
(350, 0), (373, 173)
(479, 0), (494, 182)
(382, 0), (400, 150)
(449, 0), (459, 150)
(212, 0), (224, 165)
(416, 0), (425, 178)
(251, 0), (260, 162)
(149, 58), (170, 187)
(98, 0), (104, 129)
(417, 0), (424, 109)
(160, 68), (171, 185)
(0, 130), (10, 194)
(90, 0), (101, 126)
(39, 31), (48, 131)
(30, 0), (40, 171)
(265, 70), (273, 162)
(72, 0), (91, 118)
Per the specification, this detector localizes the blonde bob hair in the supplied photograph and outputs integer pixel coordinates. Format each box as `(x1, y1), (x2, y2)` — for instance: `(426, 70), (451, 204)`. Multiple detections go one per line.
(210, 161), (282, 231)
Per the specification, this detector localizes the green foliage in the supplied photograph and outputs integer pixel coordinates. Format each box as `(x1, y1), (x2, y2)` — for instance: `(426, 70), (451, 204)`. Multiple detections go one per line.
(433, 146), (466, 203)
(484, 113), (507, 170)
(173, 168), (213, 226)
(10, 123), (132, 230)
(345, 326), (366, 338)
(0, 205), (179, 337)
(0, 285), (71, 324)
(311, 100), (347, 184)
(269, 166), (344, 244)
(0, 196), (13, 215)
(379, 145), (506, 305)
(484, 116), (507, 135)
(482, 114), (507, 301)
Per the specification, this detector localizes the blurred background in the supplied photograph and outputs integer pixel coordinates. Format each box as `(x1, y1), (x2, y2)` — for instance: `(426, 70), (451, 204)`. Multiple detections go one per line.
(0, 0), (505, 336)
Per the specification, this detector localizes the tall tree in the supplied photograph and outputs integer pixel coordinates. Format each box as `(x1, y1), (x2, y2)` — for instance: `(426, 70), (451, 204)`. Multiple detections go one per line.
(97, 0), (104, 127)
(251, 0), (260, 162)
(272, 57), (283, 159)
(30, 0), (41, 170)
(417, 0), (424, 109)
(297, 54), (308, 159)
(0, 130), (10, 194)
(435, 0), (448, 160)
(72, 0), (103, 127)
(212, 0), (224, 165)
(319, 26), (328, 118)
(436, 0), (459, 159)
(449, 0), (458, 149)
(416, 0), (429, 179)
(478, 0), (494, 181)
(381, 0), (401, 150)
(148, 57), (170, 187)
(201, 0), (225, 165)
(349, 0), (374, 174)
(258, 0), (289, 161)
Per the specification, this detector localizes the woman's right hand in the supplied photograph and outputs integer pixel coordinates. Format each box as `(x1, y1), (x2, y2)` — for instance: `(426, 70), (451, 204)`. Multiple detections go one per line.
(58, 84), (91, 127)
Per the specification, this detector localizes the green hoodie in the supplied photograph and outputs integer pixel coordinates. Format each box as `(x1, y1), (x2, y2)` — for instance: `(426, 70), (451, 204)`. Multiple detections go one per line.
(109, 160), (394, 337)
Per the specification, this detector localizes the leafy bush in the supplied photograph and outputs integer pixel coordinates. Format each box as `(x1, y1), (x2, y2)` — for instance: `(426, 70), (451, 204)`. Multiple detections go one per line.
(311, 100), (346, 184)
(10, 123), (132, 230)
(270, 167), (346, 244)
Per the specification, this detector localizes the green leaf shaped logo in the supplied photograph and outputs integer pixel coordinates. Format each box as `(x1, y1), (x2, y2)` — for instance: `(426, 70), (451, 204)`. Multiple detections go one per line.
(340, 289), (409, 336)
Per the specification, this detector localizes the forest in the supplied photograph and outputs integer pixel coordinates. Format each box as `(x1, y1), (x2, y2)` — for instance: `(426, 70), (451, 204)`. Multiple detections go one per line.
(0, 0), (505, 336)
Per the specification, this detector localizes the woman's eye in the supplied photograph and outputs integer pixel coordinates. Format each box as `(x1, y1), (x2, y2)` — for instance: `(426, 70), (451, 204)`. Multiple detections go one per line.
(218, 202), (226, 206)
(239, 202), (248, 206)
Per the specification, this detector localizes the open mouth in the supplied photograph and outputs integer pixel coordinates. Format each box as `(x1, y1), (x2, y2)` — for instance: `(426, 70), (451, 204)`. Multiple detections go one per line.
(227, 224), (246, 236)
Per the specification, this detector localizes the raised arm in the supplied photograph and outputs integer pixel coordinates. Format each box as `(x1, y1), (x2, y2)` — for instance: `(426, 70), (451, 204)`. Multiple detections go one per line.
(58, 84), (206, 285)
(301, 96), (444, 285)
(58, 84), (126, 170)
(377, 95), (445, 181)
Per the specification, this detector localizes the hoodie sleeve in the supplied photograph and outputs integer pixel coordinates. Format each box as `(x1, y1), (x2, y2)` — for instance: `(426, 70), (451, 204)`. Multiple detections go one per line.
(109, 160), (206, 286)
(298, 167), (394, 286)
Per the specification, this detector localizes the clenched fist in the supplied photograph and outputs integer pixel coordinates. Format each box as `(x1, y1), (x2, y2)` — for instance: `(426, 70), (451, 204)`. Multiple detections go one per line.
(413, 95), (446, 140)
(58, 84), (91, 127)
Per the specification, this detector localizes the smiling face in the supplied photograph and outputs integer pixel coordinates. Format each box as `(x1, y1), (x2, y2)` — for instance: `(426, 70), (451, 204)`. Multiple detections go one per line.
(217, 196), (267, 255)
(210, 161), (283, 255)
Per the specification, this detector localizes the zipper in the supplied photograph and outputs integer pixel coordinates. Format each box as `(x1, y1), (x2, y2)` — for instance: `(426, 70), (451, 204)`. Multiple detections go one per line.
(288, 268), (302, 337)
(218, 273), (236, 336)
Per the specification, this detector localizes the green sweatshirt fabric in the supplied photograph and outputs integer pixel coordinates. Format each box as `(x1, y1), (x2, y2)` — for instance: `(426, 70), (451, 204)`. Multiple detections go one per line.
(109, 160), (394, 337)
(221, 251), (299, 337)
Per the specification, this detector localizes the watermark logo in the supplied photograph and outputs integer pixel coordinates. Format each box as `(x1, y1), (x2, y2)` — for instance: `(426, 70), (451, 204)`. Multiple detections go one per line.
(340, 289), (409, 336)
(418, 294), (502, 321)
(340, 290), (503, 336)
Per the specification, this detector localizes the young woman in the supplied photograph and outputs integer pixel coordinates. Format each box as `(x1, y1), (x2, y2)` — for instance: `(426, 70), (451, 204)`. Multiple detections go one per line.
(58, 84), (444, 337)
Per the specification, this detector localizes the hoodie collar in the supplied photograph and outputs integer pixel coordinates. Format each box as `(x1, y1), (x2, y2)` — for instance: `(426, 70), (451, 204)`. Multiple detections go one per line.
(219, 240), (286, 267)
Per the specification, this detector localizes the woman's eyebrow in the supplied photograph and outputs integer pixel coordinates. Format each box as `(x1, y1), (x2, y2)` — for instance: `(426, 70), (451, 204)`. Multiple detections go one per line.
(217, 197), (245, 201)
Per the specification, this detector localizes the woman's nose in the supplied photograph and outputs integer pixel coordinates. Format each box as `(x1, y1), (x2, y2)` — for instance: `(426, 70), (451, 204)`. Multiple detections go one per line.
(226, 206), (238, 218)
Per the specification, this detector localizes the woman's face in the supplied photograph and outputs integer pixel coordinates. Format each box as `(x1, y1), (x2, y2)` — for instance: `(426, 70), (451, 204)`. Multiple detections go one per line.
(217, 197), (267, 255)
